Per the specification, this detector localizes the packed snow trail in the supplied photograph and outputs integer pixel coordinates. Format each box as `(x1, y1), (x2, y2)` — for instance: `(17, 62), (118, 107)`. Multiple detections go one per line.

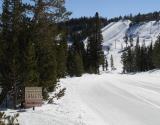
(6, 72), (160, 125)
(60, 72), (160, 125)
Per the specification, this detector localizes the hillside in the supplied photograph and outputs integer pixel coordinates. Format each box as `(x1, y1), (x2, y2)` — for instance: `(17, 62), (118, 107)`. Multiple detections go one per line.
(101, 20), (160, 72)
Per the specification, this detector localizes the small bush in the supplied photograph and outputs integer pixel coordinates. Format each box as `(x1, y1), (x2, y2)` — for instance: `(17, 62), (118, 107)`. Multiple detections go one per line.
(0, 112), (19, 125)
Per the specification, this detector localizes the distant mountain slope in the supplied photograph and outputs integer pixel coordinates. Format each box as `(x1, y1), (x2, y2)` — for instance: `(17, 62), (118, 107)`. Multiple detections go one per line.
(127, 21), (160, 45)
(102, 20), (160, 48)
(100, 20), (160, 72)
(102, 20), (131, 47)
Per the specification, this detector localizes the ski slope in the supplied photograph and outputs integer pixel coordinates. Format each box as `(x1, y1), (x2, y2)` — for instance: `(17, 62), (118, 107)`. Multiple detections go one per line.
(101, 20), (160, 72)
(5, 70), (160, 125)
(84, 20), (160, 72)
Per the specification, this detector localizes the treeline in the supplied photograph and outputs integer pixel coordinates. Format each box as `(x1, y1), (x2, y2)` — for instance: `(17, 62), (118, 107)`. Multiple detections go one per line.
(57, 11), (160, 50)
(61, 11), (160, 40)
(58, 16), (108, 42)
(111, 11), (160, 24)
(124, 11), (160, 24)
(0, 0), (70, 107)
(121, 36), (160, 73)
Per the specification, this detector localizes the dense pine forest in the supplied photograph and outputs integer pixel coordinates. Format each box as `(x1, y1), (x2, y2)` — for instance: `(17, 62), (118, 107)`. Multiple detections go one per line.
(0, 0), (105, 108)
(121, 36), (160, 73)
(0, 0), (71, 107)
(0, 0), (160, 109)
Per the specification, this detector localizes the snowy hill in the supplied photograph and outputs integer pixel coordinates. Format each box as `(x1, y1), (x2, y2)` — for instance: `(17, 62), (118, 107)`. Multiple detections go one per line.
(101, 20), (160, 72)
(102, 20), (131, 47)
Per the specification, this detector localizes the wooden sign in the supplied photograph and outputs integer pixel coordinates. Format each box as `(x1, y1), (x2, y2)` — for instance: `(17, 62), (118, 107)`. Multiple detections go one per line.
(25, 87), (43, 108)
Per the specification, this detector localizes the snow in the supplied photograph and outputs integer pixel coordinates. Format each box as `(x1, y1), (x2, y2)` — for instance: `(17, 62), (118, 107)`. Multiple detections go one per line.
(101, 20), (160, 72)
(102, 20), (131, 47)
(3, 70), (160, 125)
(84, 20), (160, 72)
(3, 20), (160, 125)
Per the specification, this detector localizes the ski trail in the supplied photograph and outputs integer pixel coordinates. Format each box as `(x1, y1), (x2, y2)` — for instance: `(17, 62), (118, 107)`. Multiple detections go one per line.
(70, 74), (160, 125)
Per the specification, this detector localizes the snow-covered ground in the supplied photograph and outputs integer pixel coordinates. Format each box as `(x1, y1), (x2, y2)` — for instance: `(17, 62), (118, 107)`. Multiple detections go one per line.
(84, 20), (160, 72)
(4, 70), (160, 125)
(102, 20), (160, 72)
(3, 20), (160, 125)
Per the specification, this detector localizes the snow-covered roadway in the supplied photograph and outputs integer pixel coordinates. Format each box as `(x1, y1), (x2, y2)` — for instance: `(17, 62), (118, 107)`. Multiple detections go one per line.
(5, 71), (160, 125)
(60, 71), (160, 125)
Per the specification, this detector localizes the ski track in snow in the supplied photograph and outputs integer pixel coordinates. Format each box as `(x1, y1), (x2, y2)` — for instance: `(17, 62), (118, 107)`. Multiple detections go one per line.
(61, 73), (160, 125)
(15, 72), (160, 125)
(4, 20), (160, 125)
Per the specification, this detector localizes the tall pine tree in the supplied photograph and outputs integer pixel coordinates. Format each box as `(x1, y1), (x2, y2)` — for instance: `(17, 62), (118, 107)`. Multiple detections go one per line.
(87, 12), (104, 74)
(153, 36), (160, 68)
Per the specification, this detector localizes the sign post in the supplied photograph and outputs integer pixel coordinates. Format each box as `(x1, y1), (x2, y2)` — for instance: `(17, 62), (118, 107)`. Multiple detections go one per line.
(25, 87), (43, 108)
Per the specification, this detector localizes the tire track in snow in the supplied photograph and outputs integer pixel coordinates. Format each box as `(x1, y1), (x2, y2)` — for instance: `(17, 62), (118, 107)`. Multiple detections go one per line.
(111, 76), (160, 109)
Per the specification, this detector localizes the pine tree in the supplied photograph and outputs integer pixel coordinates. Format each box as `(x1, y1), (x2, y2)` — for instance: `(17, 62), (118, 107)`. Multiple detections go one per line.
(87, 12), (104, 74)
(105, 59), (108, 71)
(121, 52), (127, 73)
(135, 37), (141, 72)
(25, 41), (39, 87)
(129, 35), (134, 47)
(56, 33), (68, 78)
(140, 40), (148, 71)
(153, 36), (160, 68)
(0, 0), (70, 105)
(35, 25), (57, 92)
(73, 52), (84, 77)
(32, 0), (70, 92)
(0, 0), (25, 108)
(126, 47), (134, 72)
(123, 34), (128, 47)
(147, 42), (154, 70)
(110, 55), (114, 70)
(67, 36), (84, 77)
(67, 47), (75, 77)
(0, 0), (12, 100)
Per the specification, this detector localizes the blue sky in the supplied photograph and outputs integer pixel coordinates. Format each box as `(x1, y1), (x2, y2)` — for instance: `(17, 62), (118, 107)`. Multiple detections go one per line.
(0, 0), (160, 19)
(66, 0), (160, 18)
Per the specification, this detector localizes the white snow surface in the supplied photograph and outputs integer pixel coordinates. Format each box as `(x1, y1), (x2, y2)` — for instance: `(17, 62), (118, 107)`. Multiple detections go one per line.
(101, 20), (160, 72)
(84, 20), (160, 72)
(4, 20), (160, 125)
(4, 70), (160, 125)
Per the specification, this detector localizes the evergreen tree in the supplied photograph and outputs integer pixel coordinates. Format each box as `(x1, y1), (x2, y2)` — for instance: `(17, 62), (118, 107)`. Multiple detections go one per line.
(67, 47), (75, 77)
(0, 0), (12, 98)
(105, 59), (108, 71)
(153, 36), (160, 68)
(121, 51), (127, 73)
(0, 0), (70, 105)
(56, 33), (68, 79)
(129, 35), (134, 47)
(126, 47), (134, 72)
(87, 12), (104, 74)
(67, 36), (84, 77)
(0, 0), (24, 107)
(32, 0), (70, 92)
(25, 41), (39, 87)
(147, 42), (154, 70)
(123, 34), (128, 47)
(140, 40), (148, 71)
(110, 55), (114, 70)
(73, 52), (84, 77)
(135, 37), (141, 71)
(121, 37), (156, 73)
